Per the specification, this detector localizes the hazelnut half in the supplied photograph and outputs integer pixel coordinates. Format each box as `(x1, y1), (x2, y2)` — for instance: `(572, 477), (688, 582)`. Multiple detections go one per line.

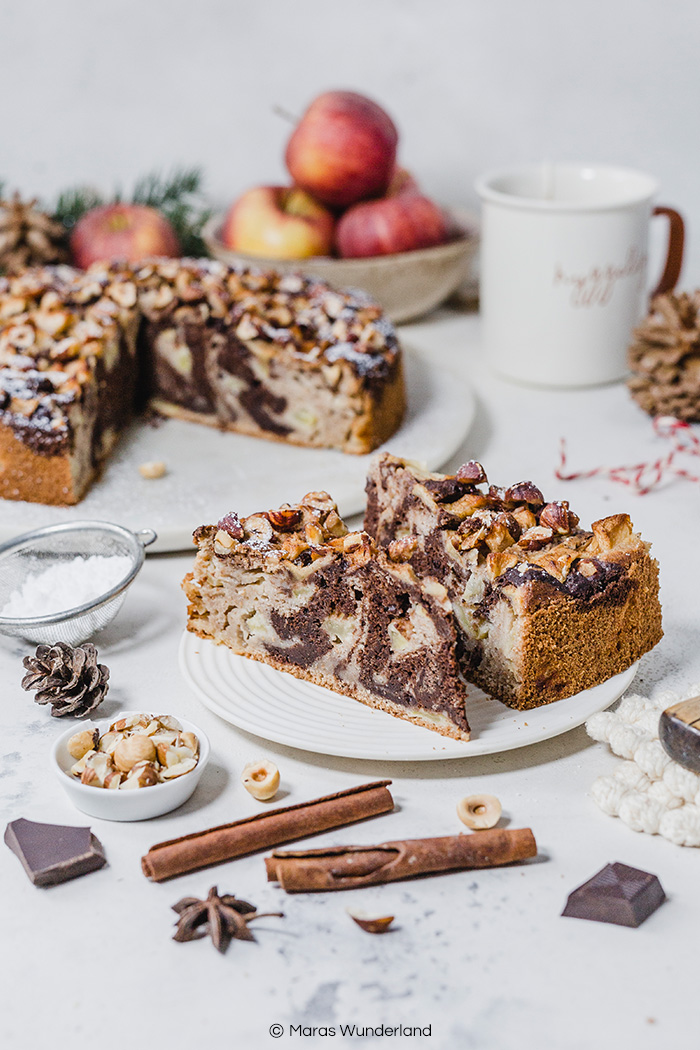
(267, 507), (302, 531)
(457, 794), (502, 830)
(241, 759), (280, 801)
(139, 460), (167, 480)
(346, 908), (395, 934)
(121, 761), (160, 789)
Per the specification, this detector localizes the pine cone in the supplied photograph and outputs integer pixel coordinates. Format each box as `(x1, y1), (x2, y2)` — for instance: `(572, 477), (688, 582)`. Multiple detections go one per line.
(628, 292), (700, 422)
(0, 192), (68, 274)
(21, 642), (110, 717)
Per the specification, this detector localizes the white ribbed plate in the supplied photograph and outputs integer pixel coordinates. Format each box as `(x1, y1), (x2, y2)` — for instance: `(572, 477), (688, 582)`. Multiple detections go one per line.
(179, 632), (638, 761)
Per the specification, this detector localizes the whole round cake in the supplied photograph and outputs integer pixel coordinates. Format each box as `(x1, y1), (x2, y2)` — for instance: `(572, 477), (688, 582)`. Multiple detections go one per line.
(0, 259), (406, 505)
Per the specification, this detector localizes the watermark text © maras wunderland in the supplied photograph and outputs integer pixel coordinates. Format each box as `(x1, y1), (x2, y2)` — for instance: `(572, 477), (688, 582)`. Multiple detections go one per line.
(270, 1023), (432, 1038)
(553, 247), (646, 307)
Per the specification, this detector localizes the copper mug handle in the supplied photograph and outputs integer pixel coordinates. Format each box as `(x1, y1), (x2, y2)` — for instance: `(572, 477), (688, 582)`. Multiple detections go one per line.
(651, 205), (685, 298)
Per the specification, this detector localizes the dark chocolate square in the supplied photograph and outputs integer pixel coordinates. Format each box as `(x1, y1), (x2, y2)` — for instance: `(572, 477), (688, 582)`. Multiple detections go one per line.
(5, 817), (106, 887)
(562, 862), (665, 928)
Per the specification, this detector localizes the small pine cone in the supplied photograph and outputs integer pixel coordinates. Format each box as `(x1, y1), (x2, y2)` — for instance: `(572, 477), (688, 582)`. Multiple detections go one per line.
(0, 192), (69, 275)
(21, 642), (109, 717)
(627, 291), (700, 422)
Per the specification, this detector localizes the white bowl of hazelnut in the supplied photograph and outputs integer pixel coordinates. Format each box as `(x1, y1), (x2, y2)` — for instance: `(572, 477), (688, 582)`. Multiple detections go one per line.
(52, 711), (210, 821)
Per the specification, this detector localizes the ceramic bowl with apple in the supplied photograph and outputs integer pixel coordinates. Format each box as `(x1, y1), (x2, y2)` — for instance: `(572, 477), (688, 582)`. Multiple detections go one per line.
(208, 90), (478, 323)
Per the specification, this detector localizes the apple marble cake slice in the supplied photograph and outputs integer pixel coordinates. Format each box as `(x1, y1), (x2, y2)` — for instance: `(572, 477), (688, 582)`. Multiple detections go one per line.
(129, 259), (405, 455)
(0, 266), (140, 505)
(365, 454), (663, 709)
(183, 491), (470, 740)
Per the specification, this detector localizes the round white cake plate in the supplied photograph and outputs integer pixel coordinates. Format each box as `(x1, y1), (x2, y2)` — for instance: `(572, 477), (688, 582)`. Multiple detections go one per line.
(0, 348), (474, 553)
(179, 631), (638, 761)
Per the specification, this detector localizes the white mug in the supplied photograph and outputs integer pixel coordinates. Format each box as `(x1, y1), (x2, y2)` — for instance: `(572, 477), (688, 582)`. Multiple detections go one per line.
(475, 163), (684, 387)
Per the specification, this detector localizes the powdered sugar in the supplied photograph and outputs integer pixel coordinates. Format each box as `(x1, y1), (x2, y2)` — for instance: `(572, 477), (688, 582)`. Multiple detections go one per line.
(1, 554), (133, 619)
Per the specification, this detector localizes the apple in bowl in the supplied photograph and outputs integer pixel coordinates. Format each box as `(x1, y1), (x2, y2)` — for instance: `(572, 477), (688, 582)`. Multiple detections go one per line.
(285, 90), (398, 209)
(336, 193), (452, 258)
(70, 204), (181, 269)
(386, 166), (420, 197)
(221, 186), (335, 260)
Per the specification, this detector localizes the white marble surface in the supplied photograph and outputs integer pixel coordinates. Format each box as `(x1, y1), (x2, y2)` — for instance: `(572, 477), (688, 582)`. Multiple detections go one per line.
(2, 308), (700, 1050)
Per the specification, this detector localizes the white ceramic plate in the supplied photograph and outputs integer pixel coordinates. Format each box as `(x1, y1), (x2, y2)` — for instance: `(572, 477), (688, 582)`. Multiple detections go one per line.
(0, 348), (474, 553)
(179, 632), (638, 761)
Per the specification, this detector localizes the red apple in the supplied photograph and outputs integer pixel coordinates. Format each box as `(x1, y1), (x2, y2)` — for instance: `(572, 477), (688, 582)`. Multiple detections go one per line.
(386, 166), (420, 197)
(70, 204), (180, 269)
(221, 185), (335, 260)
(336, 194), (451, 258)
(285, 90), (398, 209)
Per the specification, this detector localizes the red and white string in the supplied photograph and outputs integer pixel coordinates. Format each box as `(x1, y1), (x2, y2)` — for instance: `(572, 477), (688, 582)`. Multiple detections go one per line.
(556, 416), (700, 495)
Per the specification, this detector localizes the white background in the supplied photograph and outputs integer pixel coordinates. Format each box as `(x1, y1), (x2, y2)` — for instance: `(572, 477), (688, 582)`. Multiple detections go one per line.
(2, 0), (699, 281)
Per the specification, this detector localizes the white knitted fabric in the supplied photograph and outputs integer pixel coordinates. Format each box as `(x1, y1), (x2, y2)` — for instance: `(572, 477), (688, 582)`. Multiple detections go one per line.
(586, 684), (700, 847)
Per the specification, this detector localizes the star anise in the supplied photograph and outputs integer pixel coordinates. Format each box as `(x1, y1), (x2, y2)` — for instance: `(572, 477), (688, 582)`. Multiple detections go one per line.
(172, 886), (283, 953)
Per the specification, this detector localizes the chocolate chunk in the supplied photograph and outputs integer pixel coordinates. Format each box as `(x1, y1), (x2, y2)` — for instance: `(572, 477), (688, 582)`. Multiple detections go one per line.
(659, 696), (700, 773)
(562, 862), (665, 928)
(4, 817), (106, 887)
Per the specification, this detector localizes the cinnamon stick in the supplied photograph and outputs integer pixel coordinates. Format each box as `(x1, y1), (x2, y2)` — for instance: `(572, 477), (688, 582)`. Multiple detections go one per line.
(265, 828), (537, 892)
(141, 780), (393, 882)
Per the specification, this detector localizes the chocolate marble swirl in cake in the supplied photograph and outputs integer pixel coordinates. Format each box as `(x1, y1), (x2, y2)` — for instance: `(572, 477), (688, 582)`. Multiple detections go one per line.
(136, 259), (405, 455)
(183, 491), (470, 740)
(365, 453), (662, 709)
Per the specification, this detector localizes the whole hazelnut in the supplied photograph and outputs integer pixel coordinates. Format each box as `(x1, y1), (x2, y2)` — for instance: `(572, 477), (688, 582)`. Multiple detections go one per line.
(67, 727), (99, 760)
(114, 733), (157, 773)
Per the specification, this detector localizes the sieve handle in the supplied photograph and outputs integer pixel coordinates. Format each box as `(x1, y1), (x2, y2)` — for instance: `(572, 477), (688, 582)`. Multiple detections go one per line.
(135, 528), (158, 548)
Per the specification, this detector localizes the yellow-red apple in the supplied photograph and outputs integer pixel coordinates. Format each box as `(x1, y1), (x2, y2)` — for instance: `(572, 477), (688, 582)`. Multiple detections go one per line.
(70, 204), (180, 269)
(285, 91), (398, 209)
(336, 194), (451, 258)
(221, 186), (335, 259)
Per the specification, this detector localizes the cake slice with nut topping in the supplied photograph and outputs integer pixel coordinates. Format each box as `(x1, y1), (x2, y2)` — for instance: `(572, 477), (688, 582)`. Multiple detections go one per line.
(0, 265), (140, 504)
(136, 259), (405, 455)
(365, 453), (662, 708)
(183, 491), (470, 740)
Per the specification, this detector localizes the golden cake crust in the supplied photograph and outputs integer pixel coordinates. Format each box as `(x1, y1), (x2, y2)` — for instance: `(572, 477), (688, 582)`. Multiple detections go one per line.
(473, 547), (662, 708)
(0, 420), (81, 504)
